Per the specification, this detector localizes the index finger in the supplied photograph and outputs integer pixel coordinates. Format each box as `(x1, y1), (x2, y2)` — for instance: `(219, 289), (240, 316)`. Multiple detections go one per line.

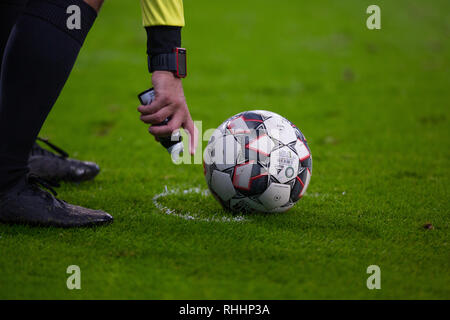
(183, 118), (198, 155)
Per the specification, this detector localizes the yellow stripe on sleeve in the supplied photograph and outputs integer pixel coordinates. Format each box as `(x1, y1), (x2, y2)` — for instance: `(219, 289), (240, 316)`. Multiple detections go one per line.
(140, 0), (185, 27)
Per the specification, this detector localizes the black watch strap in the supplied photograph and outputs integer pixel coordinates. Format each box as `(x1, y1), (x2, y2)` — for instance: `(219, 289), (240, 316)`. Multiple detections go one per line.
(148, 53), (177, 73)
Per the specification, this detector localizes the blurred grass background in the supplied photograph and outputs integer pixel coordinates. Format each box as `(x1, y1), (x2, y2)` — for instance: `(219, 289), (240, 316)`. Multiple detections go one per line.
(0, 0), (448, 299)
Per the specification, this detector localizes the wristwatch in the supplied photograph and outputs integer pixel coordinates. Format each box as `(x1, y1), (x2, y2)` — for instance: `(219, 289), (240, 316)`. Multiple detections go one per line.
(149, 47), (187, 78)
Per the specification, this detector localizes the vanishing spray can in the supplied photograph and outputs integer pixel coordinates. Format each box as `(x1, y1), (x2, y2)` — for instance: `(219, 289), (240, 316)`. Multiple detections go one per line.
(138, 88), (184, 163)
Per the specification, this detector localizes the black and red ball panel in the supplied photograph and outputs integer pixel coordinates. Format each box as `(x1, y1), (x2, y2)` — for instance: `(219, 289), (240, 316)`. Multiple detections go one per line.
(232, 161), (269, 196)
(241, 111), (264, 126)
(289, 168), (310, 202)
(227, 111), (265, 131)
(244, 129), (272, 164)
(246, 173), (269, 196)
(301, 156), (312, 170)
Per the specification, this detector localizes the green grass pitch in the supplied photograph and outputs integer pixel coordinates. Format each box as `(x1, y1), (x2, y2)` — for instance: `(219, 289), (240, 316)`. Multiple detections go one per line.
(0, 0), (449, 299)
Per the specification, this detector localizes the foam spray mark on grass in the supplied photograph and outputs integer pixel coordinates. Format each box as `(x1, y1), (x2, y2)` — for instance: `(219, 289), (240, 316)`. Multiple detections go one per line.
(152, 186), (247, 223)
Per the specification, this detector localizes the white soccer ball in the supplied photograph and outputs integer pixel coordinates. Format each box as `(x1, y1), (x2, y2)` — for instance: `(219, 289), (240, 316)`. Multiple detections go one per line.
(203, 110), (312, 213)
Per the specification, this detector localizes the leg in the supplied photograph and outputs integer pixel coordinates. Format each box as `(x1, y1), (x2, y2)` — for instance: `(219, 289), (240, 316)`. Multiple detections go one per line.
(0, 0), (28, 75)
(26, 0), (105, 183)
(0, 0), (112, 227)
(0, 0), (104, 184)
(0, 0), (98, 190)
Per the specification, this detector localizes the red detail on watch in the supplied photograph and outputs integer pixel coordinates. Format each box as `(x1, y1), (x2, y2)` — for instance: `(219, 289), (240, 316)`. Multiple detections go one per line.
(174, 47), (187, 78)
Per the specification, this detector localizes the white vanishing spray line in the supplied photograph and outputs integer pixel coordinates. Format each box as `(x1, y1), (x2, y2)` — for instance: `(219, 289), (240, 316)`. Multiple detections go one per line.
(152, 186), (330, 223)
(152, 186), (248, 223)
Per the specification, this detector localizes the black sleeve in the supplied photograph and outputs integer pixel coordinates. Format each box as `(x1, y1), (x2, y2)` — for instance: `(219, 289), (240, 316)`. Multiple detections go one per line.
(145, 26), (181, 56)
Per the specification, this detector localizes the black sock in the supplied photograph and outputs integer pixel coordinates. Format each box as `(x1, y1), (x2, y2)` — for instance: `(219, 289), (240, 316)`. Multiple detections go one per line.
(0, 0), (97, 190)
(0, 0), (28, 75)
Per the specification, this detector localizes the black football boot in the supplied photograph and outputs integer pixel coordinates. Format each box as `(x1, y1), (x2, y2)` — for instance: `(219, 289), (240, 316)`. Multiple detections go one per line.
(0, 175), (113, 227)
(29, 137), (100, 183)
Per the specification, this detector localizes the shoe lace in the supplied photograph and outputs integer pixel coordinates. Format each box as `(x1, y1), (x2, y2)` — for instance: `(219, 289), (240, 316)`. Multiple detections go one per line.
(28, 174), (60, 197)
(31, 137), (69, 159)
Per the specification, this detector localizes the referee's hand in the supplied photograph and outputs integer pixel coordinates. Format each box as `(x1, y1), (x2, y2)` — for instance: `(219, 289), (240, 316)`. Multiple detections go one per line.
(138, 71), (198, 155)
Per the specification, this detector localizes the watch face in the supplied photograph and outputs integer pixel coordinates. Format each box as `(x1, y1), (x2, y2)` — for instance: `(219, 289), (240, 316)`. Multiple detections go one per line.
(176, 48), (187, 78)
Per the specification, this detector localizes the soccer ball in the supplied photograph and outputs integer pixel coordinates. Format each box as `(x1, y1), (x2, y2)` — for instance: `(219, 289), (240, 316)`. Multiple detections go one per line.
(203, 110), (312, 213)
